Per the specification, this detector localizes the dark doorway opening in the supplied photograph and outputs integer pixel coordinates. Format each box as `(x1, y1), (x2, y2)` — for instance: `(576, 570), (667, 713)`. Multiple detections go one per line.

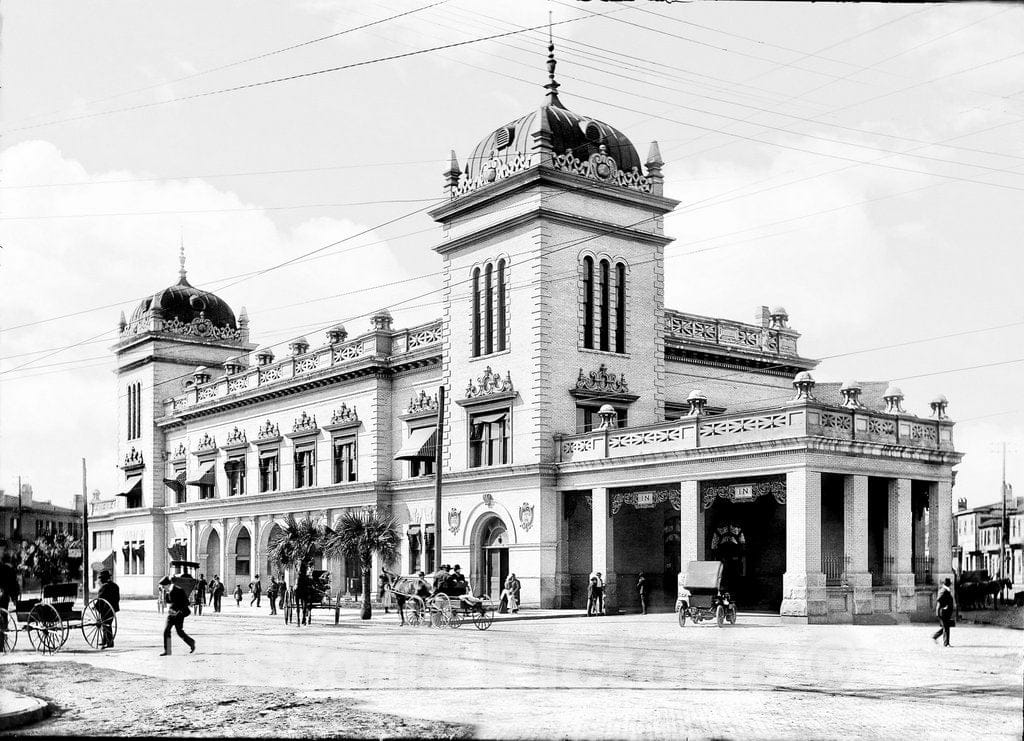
(704, 494), (786, 611)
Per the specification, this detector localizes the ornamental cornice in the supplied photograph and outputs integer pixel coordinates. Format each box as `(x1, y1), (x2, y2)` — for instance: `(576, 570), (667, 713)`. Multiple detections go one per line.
(222, 426), (247, 448)
(406, 389), (438, 415)
(464, 366), (513, 399)
(291, 411), (318, 435)
(193, 433), (217, 455)
(571, 365), (637, 402)
(323, 404), (361, 433)
(122, 447), (145, 470)
(254, 420), (280, 444)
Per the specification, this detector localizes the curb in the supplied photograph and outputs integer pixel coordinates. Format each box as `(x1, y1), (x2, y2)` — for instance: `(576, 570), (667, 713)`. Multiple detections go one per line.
(0, 690), (52, 732)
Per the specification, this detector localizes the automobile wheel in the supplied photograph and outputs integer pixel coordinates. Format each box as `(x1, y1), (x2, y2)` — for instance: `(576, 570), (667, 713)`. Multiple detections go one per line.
(677, 607), (687, 627)
(716, 605), (725, 628)
(727, 604), (737, 625)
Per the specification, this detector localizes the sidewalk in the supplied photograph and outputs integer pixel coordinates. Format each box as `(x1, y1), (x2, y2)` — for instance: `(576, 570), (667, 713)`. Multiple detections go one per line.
(0, 689), (50, 731)
(959, 606), (1024, 630)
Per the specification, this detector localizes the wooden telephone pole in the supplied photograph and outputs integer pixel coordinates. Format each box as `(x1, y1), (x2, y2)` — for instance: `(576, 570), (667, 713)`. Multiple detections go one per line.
(434, 385), (445, 569)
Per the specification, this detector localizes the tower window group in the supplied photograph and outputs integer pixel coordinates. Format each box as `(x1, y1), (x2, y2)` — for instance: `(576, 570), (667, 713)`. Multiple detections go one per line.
(582, 256), (627, 353)
(126, 381), (142, 440)
(471, 259), (508, 357)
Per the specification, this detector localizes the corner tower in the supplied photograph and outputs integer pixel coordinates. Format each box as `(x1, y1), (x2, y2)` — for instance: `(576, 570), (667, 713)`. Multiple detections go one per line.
(429, 45), (679, 473)
(113, 249), (255, 513)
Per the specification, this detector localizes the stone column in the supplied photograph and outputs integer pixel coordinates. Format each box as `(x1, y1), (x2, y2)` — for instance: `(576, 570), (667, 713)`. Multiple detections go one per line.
(781, 469), (827, 623)
(252, 515), (262, 580)
(219, 518), (228, 584)
(843, 474), (872, 616)
(679, 480), (704, 566)
(929, 480), (953, 580)
(592, 487), (616, 612)
(889, 478), (915, 617)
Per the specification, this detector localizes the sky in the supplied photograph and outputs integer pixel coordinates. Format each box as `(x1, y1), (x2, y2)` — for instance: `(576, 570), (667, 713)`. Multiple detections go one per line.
(1, 0), (1023, 509)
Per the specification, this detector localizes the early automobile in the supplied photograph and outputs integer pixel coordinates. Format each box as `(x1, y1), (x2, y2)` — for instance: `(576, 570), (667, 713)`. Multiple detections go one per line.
(675, 560), (737, 628)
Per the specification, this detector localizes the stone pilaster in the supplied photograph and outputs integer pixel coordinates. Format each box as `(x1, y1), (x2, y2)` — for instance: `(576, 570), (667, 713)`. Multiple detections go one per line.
(930, 480), (954, 580)
(843, 474), (872, 616)
(889, 479), (915, 616)
(592, 487), (616, 612)
(781, 469), (827, 622)
(680, 480), (704, 566)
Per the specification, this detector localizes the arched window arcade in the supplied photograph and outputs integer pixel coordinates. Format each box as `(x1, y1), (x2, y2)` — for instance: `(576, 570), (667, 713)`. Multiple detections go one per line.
(471, 258), (509, 357)
(581, 255), (627, 354)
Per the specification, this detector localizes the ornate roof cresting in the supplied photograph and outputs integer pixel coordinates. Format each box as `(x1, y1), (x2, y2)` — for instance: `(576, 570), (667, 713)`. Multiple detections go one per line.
(293, 411), (318, 433)
(330, 403), (358, 425)
(225, 426), (247, 446)
(256, 420), (280, 440)
(407, 390), (439, 415)
(465, 367), (514, 399)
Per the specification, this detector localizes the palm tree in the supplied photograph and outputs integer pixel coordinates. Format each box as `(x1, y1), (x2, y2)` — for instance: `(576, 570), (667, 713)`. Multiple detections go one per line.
(322, 509), (400, 620)
(266, 516), (325, 588)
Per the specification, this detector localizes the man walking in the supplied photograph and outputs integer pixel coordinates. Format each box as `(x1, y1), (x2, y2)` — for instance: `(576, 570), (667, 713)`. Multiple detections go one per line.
(932, 578), (956, 647)
(159, 575), (196, 656)
(96, 569), (120, 648)
(249, 575), (262, 607)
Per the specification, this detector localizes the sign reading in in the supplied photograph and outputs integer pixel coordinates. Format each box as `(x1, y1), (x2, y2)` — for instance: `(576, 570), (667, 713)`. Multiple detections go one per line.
(732, 485), (755, 502)
(636, 492), (655, 508)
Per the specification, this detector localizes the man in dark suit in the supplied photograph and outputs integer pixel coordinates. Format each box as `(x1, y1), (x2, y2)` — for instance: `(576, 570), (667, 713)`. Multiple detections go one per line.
(160, 575), (196, 656)
(96, 569), (120, 649)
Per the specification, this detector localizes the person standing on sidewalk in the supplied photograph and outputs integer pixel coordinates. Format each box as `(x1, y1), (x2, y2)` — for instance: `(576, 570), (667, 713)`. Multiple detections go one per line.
(234, 583), (243, 607)
(196, 574), (208, 607)
(267, 577), (279, 616)
(96, 569), (120, 649)
(210, 575), (224, 613)
(637, 572), (648, 615)
(932, 578), (956, 647)
(249, 575), (262, 607)
(159, 575), (196, 656)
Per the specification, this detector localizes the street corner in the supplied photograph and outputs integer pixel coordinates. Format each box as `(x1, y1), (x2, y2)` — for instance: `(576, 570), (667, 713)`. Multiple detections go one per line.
(0, 688), (51, 732)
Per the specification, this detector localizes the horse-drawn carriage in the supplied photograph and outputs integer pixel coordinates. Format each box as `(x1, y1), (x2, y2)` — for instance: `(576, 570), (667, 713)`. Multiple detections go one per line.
(0, 582), (117, 654)
(284, 570), (342, 625)
(386, 573), (496, 630)
(675, 561), (738, 628)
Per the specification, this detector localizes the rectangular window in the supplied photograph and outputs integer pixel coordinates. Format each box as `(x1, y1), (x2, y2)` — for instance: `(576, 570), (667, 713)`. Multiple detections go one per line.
(93, 531), (112, 550)
(410, 459), (434, 478)
(576, 405), (628, 433)
(259, 451), (279, 493)
(408, 528), (422, 573)
(226, 458), (246, 497)
(469, 410), (510, 468)
(199, 483), (216, 500)
(126, 492), (143, 509)
(294, 444), (316, 488)
(235, 553), (250, 576)
(174, 465), (187, 504)
(333, 437), (357, 483)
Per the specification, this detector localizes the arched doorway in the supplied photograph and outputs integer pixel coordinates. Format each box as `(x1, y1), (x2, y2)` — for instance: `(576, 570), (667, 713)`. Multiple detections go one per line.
(235, 527), (252, 581)
(477, 518), (509, 598)
(264, 524), (284, 579)
(205, 530), (221, 580)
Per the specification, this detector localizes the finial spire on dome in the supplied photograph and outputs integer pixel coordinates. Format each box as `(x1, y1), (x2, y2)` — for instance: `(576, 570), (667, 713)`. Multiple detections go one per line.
(178, 235), (188, 284)
(544, 13), (564, 108)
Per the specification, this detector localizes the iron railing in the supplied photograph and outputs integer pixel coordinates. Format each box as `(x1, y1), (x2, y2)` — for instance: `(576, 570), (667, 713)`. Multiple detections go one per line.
(871, 556), (895, 586)
(913, 556), (934, 585)
(822, 553), (851, 586)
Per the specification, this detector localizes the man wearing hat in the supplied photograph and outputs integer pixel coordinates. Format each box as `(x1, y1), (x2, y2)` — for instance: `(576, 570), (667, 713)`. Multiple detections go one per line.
(158, 574), (196, 656)
(96, 569), (120, 649)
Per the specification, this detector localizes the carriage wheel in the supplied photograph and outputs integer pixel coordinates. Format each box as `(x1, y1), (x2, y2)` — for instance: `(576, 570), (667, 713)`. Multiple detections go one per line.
(432, 593), (452, 618)
(715, 605), (725, 628)
(27, 603), (67, 654)
(677, 607), (688, 627)
(472, 609), (494, 631)
(448, 609), (463, 629)
(406, 596), (425, 627)
(0, 608), (18, 653)
(81, 599), (117, 649)
(727, 604), (737, 625)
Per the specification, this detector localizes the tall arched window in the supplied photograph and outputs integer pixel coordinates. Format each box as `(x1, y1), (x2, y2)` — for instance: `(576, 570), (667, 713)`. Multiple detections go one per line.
(599, 259), (610, 352)
(471, 267), (481, 357)
(484, 264), (494, 355)
(127, 382), (141, 440)
(615, 262), (626, 354)
(583, 256), (594, 349)
(496, 259), (507, 352)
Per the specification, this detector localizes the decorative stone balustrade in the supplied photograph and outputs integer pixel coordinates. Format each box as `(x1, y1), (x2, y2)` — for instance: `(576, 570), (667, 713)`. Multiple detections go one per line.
(664, 309), (801, 358)
(162, 321), (442, 416)
(558, 402), (954, 463)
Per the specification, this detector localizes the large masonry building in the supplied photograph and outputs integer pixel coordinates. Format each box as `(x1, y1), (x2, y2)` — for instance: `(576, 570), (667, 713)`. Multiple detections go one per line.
(90, 58), (962, 622)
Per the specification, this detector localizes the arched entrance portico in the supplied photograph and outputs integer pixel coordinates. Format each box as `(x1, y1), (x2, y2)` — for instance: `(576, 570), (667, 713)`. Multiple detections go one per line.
(205, 530), (221, 580)
(471, 516), (510, 598)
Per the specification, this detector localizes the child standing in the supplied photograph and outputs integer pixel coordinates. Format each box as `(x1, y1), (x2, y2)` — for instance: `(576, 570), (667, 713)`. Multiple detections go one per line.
(234, 583), (243, 607)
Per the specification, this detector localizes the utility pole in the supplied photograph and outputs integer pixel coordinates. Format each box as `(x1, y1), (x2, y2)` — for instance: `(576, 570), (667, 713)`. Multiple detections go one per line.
(1000, 442), (1008, 604)
(16, 475), (23, 541)
(83, 458), (90, 604)
(434, 385), (444, 570)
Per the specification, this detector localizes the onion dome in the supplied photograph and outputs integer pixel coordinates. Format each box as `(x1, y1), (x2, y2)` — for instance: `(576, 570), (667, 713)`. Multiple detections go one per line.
(129, 247), (236, 330)
(462, 40), (641, 180)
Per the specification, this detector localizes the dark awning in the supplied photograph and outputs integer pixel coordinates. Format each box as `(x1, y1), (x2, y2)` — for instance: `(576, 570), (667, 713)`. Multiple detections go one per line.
(116, 476), (142, 497)
(394, 427), (437, 461)
(163, 472), (186, 491)
(187, 464), (216, 486)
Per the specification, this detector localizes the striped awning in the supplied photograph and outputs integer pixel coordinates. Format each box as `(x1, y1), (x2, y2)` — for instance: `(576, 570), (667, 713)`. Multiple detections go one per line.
(186, 464), (216, 486)
(116, 476), (142, 498)
(393, 427), (437, 462)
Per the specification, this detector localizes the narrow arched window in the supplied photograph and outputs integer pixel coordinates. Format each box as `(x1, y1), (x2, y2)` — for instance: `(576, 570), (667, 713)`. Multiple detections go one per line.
(615, 262), (626, 354)
(599, 259), (610, 352)
(484, 263), (494, 355)
(471, 267), (481, 357)
(496, 259), (507, 352)
(583, 256), (594, 349)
